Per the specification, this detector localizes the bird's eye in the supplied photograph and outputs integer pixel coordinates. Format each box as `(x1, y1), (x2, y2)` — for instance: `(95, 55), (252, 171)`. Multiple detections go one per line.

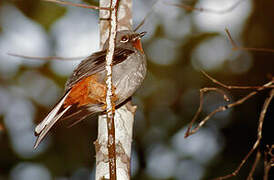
(121, 35), (129, 43)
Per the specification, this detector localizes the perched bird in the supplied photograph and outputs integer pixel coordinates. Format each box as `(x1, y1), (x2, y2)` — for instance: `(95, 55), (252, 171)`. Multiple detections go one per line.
(34, 30), (147, 148)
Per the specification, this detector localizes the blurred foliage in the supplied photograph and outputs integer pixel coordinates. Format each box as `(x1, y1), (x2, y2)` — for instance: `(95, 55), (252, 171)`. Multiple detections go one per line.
(0, 0), (274, 180)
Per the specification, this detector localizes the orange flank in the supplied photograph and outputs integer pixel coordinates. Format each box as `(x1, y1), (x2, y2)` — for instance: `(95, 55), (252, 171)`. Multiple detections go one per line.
(133, 39), (144, 53)
(64, 75), (118, 108)
(64, 75), (105, 107)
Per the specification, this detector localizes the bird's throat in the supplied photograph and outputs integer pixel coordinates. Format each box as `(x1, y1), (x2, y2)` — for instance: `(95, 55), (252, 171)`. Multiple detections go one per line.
(133, 39), (144, 53)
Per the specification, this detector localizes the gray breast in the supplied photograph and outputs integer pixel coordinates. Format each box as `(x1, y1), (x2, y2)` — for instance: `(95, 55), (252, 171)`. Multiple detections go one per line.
(112, 51), (147, 104)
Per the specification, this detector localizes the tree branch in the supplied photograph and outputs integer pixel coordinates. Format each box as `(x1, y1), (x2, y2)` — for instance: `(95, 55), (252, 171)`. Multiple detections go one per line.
(225, 28), (274, 53)
(96, 0), (134, 180)
(187, 72), (274, 179)
(43, 0), (112, 11)
(185, 72), (274, 138)
(201, 70), (274, 89)
(215, 89), (274, 180)
(104, 0), (119, 179)
(7, 53), (85, 61)
(167, 0), (246, 14)
(247, 151), (261, 180)
(264, 145), (274, 180)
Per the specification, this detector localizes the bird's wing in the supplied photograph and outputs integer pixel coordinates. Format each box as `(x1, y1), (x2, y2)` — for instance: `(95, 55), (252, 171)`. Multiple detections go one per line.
(34, 48), (134, 148)
(65, 47), (134, 90)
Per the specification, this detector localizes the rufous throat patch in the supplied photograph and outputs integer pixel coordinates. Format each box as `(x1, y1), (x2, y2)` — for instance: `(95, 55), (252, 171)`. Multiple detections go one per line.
(133, 39), (144, 53)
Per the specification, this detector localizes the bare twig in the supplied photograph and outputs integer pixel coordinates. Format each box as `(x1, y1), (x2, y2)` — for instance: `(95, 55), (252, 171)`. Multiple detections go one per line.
(104, 0), (119, 179)
(201, 70), (274, 89)
(96, 0), (135, 179)
(247, 151), (261, 180)
(186, 71), (274, 179)
(8, 53), (85, 61)
(167, 0), (246, 14)
(225, 28), (274, 53)
(264, 145), (274, 180)
(185, 72), (274, 138)
(214, 89), (274, 180)
(185, 87), (229, 138)
(43, 0), (112, 10)
(96, 0), (134, 179)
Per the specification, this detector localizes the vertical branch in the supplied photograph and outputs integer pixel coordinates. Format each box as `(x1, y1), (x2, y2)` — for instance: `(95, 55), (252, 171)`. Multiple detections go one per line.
(104, 0), (118, 179)
(96, 0), (134, 180)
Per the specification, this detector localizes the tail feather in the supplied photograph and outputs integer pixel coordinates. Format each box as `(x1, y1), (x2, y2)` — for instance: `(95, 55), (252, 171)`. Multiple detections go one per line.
(62, 105), (100, 124)
(33, 92), (103, 149)
(66, 109), (92, 128)
(34, 92), (70, 149)
(34, 105), (71, 149)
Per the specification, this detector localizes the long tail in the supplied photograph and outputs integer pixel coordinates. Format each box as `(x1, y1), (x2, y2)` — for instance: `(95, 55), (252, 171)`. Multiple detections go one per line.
(34, 92), (71, 149)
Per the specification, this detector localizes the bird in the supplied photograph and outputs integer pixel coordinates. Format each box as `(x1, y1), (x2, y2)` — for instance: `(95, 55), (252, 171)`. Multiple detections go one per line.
(34, 30), (147, 149)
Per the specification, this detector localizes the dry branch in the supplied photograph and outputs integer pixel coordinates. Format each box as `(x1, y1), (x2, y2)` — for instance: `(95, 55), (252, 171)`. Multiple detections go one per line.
(225, 28), (274, 53)
(264, 145), (274, 180)
(96, 0), (134, 180)
(185, 72), (274, 138)
(43, 0), (111, 10)
(187, 71), (274, 179)
(167, 0), (246, 14)
(201, 70), (274, 89)
(8, 53), (85, 61)
(247, 151), (261, 180)
(104, 0), (119, 179)
(185, 87), (229, 138)
(215, 89), (274, 180)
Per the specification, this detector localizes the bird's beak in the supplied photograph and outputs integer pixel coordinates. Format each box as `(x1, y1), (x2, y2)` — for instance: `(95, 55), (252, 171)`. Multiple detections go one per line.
(132, 32), (146, 53)
(139, 31), (146, 38)
(132, 31), (146, 41)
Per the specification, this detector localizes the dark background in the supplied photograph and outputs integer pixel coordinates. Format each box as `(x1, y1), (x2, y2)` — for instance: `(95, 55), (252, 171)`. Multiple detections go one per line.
(0, 0), (273, 179)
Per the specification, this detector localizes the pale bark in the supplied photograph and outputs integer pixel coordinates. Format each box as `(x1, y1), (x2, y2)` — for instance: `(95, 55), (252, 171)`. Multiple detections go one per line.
(95, 0), (134, 179)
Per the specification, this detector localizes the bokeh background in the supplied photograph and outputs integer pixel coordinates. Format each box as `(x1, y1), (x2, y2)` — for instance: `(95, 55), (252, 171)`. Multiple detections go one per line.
(0, 0), (273, 179)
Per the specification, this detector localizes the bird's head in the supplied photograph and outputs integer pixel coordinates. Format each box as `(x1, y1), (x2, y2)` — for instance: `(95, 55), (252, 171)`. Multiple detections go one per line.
(103, 30), (146, 53)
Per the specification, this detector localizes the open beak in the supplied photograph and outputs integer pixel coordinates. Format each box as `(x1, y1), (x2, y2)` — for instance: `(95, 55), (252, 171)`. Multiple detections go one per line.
(139, 31), (146, 38)
(132, 32), (146, 53)
(132, 31), (146, 41)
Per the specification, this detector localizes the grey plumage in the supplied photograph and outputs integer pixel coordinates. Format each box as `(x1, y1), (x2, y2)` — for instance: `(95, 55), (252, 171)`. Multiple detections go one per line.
(34, 30), (147, 148)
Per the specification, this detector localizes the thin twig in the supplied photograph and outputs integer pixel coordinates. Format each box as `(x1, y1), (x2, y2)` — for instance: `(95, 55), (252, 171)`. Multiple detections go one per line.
(264, 145), (274, 180)
(185, 73), (274, 138)
(247, 151), (261, 180)
(97, 0), (134, 179)
(185, 87), (229, 138)
(214, 89), (274, 180)
(8, 53), (85, 61)
(201, 70), (274, 89)
(43, 0), (112, 11)
(105, 0), (119, 179)
(167, 0), (246, 14)
(225, 28), (274, 53)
